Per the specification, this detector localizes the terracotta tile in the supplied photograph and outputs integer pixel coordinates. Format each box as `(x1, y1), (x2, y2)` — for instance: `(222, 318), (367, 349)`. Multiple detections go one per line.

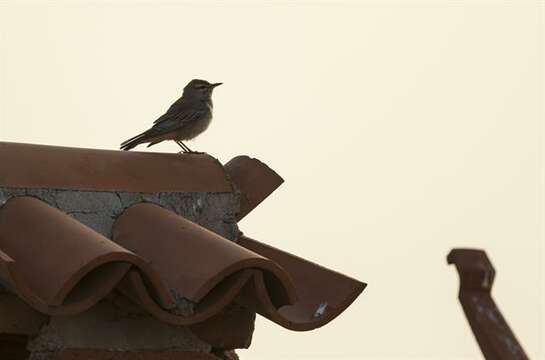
(0, 141), (231, 192)
(237, 236), (366, 331)
(0, 196), (140, 315)
(224, 156), (283, 221)
(113, 203), (294, 304)
(113, 203), (295, 324)
(0, 197), (364, 334)
(114, 204), (365, 330)
(53, 349), (221, 360)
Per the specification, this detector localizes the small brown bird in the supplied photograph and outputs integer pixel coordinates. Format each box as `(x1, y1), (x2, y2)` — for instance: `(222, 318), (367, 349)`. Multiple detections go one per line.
(120, 79), (222, 152)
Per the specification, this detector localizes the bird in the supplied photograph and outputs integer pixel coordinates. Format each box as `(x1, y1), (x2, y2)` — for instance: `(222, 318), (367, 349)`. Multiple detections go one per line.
(120, 79), (222, 152)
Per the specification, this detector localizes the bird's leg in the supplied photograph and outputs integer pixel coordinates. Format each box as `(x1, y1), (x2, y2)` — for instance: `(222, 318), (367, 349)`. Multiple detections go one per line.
(177, 140), (195, 153)
(176, 140), (196, 154)
(175, 140), (189, 153)
(182, 142), (194, 153)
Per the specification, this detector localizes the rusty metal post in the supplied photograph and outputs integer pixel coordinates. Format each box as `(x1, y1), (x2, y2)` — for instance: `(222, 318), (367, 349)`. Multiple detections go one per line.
(447, 249), (528, 360)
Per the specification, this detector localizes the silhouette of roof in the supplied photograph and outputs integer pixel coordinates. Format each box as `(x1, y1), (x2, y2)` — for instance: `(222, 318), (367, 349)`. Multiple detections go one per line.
(0, 142), (365, 350)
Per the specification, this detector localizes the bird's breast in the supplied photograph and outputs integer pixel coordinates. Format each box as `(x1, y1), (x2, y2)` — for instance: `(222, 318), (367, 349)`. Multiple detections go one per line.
(177, 111), (213, 141)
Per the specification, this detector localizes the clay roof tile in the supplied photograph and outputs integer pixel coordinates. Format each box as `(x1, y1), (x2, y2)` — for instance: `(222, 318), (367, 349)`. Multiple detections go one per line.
(0, 142), (365, 341)
(0, 142), (231, 192)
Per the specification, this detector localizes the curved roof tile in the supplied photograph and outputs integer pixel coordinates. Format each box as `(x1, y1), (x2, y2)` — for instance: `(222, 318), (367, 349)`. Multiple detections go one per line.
(0, 197), (364, 331)
(238, 236), (366, 330)
(0, 197), (149, 315)
(0, 142), (231, 192)
(224, 156), (284, 221)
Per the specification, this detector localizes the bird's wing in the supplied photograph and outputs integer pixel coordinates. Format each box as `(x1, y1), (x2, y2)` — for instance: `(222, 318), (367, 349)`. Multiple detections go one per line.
(120, 108), (204, 150)
(149, 105), (206, 135)
(153, 97), (187, 124)
(120, 99), (206, 150)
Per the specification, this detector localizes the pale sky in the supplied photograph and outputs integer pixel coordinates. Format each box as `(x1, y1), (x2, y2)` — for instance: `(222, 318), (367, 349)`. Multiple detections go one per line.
(0, 1), (543, 359)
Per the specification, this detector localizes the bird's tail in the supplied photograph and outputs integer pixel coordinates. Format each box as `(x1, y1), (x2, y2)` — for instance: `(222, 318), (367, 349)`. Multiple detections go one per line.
(120, 131), (150, 151)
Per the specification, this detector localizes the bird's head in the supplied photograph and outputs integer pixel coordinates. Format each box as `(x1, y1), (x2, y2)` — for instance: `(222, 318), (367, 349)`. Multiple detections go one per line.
(183, 79), (222, 100)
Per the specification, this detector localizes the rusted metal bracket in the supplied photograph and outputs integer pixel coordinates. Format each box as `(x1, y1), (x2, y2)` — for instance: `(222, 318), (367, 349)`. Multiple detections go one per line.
(447, 249), (528, 360)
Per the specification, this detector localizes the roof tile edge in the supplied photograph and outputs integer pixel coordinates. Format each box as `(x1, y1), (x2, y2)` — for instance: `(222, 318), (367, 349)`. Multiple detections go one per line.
(0, 141), (233, 193)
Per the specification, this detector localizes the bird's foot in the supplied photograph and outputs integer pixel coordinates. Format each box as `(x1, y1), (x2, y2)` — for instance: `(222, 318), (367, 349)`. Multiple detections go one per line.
(178, 151), (205, 155)
(178, 150), (203, 155)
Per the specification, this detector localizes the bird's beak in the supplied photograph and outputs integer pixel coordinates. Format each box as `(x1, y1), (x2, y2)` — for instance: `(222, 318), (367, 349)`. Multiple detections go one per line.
(210, 82), (223, 88)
